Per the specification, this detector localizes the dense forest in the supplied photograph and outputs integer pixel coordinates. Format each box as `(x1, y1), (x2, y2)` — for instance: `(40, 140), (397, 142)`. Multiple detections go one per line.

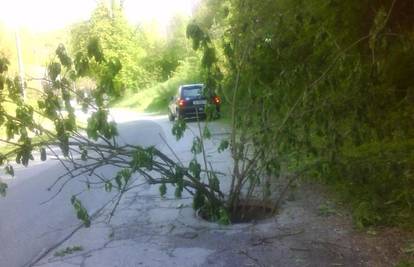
(1, 0), (413, 230)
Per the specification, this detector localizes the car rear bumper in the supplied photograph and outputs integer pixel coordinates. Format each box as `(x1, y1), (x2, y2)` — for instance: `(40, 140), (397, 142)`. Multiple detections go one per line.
(178, 105), (220, 119)
(178, 106), (206, 118)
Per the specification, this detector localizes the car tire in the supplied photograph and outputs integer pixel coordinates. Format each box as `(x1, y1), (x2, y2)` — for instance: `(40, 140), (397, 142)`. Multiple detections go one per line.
(177, 111), (184, 120)
(168, 111), (175, 121)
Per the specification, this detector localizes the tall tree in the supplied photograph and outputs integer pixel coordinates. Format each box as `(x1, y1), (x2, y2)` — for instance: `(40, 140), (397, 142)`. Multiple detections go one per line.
(70, 1), (149, 92)
(188, 0), (414, 227)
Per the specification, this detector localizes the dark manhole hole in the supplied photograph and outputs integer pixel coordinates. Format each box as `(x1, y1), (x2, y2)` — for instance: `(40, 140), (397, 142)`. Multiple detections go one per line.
(199, 201), (277, 224)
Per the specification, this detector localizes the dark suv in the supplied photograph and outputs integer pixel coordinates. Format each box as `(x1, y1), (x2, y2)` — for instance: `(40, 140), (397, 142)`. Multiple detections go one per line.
(168, 84), (221, 121)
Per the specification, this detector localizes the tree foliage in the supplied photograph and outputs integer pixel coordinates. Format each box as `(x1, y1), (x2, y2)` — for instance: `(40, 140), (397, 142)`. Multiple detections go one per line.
(189, 0), (414, 227)
(0, 36), (229, 224)
(1, 0), (413, 228)
(70, 1), (152, 92)
(70, 2), (197, 94)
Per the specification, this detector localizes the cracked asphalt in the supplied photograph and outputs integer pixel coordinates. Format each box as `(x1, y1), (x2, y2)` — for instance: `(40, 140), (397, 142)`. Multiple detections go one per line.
(32, 181), (372, 267)
(1, 109), (400, 267)
(0, 109), (230, 267)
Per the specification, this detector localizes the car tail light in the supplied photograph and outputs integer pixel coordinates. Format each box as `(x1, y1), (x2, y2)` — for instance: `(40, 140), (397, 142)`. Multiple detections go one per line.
(178, 98), (186, 107)
(213, 96), (221, 105)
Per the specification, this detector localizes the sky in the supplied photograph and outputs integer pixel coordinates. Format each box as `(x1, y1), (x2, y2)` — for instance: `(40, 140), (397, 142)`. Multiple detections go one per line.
(0, 0), (199, 32)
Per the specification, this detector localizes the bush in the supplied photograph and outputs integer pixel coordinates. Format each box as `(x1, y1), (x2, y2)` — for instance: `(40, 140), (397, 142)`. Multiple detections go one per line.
(189, 0), (414, 228)
(323, 139), (414, 228)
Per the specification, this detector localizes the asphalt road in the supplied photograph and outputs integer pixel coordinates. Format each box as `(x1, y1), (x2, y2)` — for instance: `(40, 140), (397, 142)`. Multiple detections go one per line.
(0, 110), (184, 267)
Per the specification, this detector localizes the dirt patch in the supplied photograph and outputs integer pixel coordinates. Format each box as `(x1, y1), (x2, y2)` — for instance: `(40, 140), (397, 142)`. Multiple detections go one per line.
(192, 180), (414, 266)
(350, 227), (414, 266)
(39, 175), (414, 267)
(279, 181), (414, 267)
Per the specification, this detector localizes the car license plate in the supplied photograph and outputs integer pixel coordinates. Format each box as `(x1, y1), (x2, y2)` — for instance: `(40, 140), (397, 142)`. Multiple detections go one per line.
(193, 100), (207, 105)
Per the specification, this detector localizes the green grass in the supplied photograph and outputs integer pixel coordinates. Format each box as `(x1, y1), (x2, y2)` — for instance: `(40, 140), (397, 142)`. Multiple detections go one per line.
(115, 83), (232, 124)
(114, 56), (232, 121)
(115, 83), (175, 114)
(115, 56), (204, 114)
(397, 260), (414, 267)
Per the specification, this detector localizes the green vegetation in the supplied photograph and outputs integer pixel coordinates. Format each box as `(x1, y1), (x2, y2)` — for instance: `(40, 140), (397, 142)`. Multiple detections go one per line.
(0, 35), (231, 225)
(70, 2), (149, 92)
(1, 0), (413, 230)
(0, 20), (71, 145)
(70, 2), (199, 101)
(53, 246), (83, 257)
(187, 0), (414, 227)
(116, 56), (203, 112)
(397, 260), (414, 267)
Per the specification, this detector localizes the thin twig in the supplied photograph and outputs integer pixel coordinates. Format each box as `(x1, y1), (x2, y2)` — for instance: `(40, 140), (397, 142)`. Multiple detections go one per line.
(158, 133), (183, 166)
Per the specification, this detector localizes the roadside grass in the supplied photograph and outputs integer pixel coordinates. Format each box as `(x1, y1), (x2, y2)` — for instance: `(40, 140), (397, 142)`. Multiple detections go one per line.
(217, 103), (230, 124)
(115, 56), (203, 114)
(293, 138), (414, 229)
(397, 259), (414, 267)
(115, 83), (231, 124)
(115, 82), (175, 114)
(114, 55), (232, 122)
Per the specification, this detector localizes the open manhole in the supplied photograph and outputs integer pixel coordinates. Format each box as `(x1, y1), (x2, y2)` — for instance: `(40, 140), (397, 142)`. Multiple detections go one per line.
(199, 201), (277, 224)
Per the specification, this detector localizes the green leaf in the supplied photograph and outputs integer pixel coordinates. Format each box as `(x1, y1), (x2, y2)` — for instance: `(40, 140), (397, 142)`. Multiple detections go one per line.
(202, 47), (216, 69)
(105, 181), (113, 192)
(48, 62), (61, 81)
(0, 154), (5, 166)
(131, 148), (153, 170)
(218, 140), (229, 153)
(115, 174), (123, 190)
(40, 147), (47, 161)
(218, 208), (230, 225)
(203, 126), (211, 139)
(174, 166), (184, 181)
(159, 183), (167, 197)
(81, 149), (87, 161)
(120, 168), (131, 185)
(87, 37), (104, 63)
(172, 119), (186, 141)
(0, 181), (8, 197)
(402, 243), (414, 255)
(54, 246), (83, 257)
(174, 166), (184, 198)
(192, 189), (205, 211)
(56, 44), (72, 68)
(209, 173), (220, 192)
(186, 22), (209, 51)
(0, 56), (10, 73)
(74, 52), (89, 77)
(0, 75), (5, 90)
(5, 165), (14, 176)
(189, 159), (201, 179)
(107, 58), (122, 76)
(174, 186), (183, 198)
(70, 196), (91, 227)
(191, 137), (202, 155)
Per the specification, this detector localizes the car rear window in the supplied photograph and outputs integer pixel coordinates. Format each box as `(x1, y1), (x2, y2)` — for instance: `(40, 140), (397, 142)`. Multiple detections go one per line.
(182, 86), (203, 98)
